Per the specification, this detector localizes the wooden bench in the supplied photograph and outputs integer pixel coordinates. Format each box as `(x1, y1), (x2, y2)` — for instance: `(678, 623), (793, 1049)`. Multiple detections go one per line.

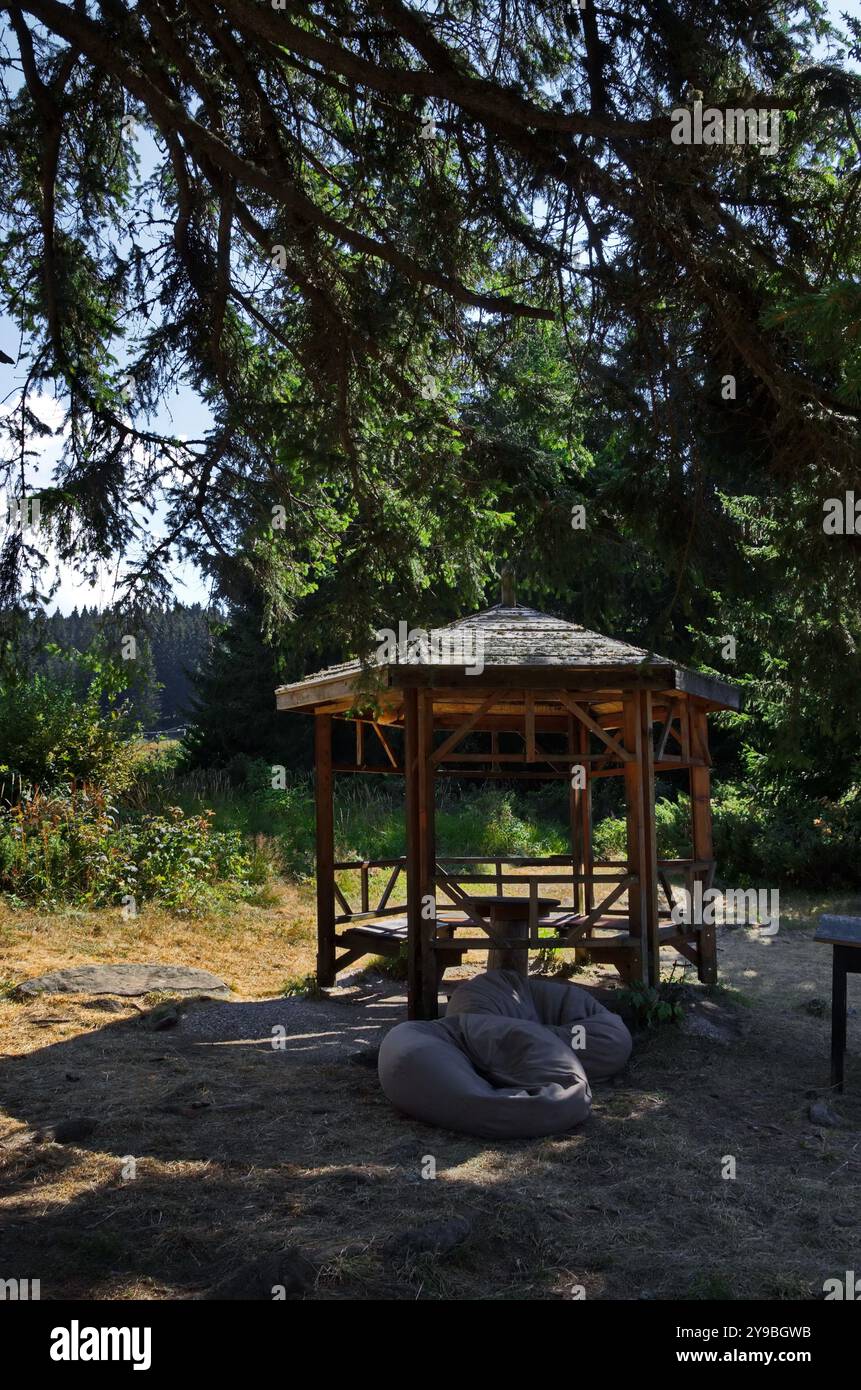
(335, 914), (469, 981)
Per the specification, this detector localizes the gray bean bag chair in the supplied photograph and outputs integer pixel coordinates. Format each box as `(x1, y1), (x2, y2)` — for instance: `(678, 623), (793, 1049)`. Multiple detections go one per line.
(378, 970), (632, 1138)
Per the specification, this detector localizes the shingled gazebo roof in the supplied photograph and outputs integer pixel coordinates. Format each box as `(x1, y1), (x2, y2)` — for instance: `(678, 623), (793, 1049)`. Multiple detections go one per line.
(275, 602), (741, 711)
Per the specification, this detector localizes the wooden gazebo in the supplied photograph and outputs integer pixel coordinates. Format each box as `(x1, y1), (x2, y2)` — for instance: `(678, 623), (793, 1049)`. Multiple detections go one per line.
(276, 595), (740, 1019)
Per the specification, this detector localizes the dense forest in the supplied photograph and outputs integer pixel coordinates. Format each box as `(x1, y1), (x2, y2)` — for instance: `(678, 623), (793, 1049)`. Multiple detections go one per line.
(22, 601), (212, 728)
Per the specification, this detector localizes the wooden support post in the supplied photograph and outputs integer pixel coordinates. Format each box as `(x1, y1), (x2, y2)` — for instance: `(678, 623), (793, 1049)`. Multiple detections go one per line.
(404, 689), (424, 1018)
(568, 715), (582, 914)
(569, 715), (593, 916)
(314, 714), (336, 987)
(623, 693), (647, 984)
(690, 706), (717, 983)
(525, 690), (536, 762)
(580, 720), (594, 916)
(639, 690), (660, 985)
(418, 690), (438, 1018)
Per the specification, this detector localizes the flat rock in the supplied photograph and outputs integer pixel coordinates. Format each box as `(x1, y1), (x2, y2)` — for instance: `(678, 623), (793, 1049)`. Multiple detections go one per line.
(680, 999), (743, 1046)
(17, 964), (232, 1000)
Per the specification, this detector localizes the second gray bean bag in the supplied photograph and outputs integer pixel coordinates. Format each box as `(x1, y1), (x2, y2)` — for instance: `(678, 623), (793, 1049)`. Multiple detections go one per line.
(378, 970), (631, 1138)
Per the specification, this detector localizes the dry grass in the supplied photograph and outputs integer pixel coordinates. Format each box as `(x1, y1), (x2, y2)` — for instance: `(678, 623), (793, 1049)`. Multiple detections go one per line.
(0, 882), (318, 1000)
(1, 887), (861, 1300)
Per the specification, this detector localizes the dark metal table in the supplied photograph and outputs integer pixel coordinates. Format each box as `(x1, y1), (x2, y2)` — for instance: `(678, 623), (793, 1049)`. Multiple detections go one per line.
(815, 914), (861, 1092)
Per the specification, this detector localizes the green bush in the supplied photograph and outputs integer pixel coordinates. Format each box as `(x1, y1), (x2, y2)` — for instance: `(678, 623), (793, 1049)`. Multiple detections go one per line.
(0, 789), (254, 911)
(592, 795), (692, 862)
(592, 783), (861, 888)
(0, 649), (140, 793)
(712, 784), (861, 888)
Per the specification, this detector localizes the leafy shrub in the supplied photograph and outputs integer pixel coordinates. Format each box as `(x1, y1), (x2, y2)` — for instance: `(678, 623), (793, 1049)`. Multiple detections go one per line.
(592, 783), (861, 889)
(117, 808), (252, 910)
(592, 795), (692, 861)
(0, 789), (253, 911)
(712, 784), (861, 888)
(0, 648), (140, 793)
(618, 979), (686, 1028)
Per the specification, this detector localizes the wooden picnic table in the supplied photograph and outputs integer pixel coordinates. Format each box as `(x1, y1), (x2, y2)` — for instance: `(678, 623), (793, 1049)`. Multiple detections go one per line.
(470, 894), (560, 976)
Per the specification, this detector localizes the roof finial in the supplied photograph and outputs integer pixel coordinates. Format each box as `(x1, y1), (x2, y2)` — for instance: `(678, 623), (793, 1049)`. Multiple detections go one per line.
(500, 565), (516, 608)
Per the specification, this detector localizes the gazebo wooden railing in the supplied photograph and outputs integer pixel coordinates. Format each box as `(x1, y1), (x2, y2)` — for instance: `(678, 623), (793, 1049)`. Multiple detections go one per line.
(277, 590), (740, 1017)
(325, 850), (718, 990)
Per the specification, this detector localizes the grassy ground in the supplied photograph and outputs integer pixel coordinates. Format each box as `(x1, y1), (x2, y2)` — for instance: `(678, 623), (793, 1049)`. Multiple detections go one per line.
(1, 886), (860, 1300)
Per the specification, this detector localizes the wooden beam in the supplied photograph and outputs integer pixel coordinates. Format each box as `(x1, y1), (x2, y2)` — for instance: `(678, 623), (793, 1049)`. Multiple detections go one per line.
(314, 714), (336, 987)
(556, 690), (633, 762)
(395, 666), (675, 692)
(430, 688), (503, 765)
(371, 721), (399, 768)
(276, 671), (367, 710)
(690, 708), (717, 983)
(418, 691), (438, 1018)
(579, 720), (594, 915)
(569, 715), (582, 914)
(404, 689), (424, 1018)
(376, 862), (402, 913)
(655, 701), (676, 761)
(525, 690), (536, 762)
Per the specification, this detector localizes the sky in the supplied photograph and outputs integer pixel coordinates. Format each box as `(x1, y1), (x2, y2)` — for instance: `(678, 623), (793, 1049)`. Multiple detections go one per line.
(1, 0), (859, 614)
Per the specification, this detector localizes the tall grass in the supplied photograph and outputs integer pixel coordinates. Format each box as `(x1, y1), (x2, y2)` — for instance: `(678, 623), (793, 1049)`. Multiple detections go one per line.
(125, 757), (571, 879)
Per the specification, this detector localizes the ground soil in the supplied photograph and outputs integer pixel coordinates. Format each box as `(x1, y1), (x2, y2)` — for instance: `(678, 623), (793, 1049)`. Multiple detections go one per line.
(1, 886), (860, 1300)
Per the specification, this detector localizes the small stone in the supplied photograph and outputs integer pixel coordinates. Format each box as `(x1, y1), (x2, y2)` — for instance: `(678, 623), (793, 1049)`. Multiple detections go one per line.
(347, 1046), (380, 1069)
(833, 1213), (855, 1228)
(38, 1117), (98, 1144)
(385, 1216), (471, 1258)
(803, 998), (829, 1018)
(206, 1249), (316, 1300)
(809, 1100), (843, 1128)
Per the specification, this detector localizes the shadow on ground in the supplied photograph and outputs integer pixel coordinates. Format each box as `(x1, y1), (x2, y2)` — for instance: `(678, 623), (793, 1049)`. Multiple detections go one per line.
(1, 934), (860, 1300)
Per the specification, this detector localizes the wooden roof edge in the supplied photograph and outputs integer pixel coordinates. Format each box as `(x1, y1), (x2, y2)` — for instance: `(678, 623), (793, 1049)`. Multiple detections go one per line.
(275, 667), (378, 711)
(276, 661), (741, 712)
(672, 667), (742, 711)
